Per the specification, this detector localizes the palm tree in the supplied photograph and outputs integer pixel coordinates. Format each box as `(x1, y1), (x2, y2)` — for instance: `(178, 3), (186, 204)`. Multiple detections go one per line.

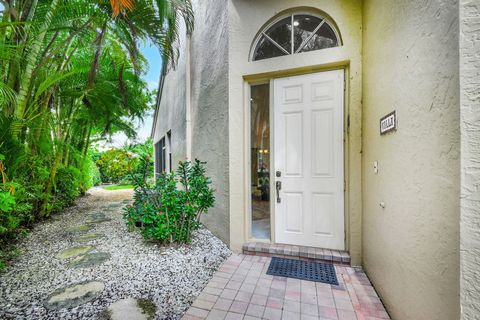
(1, 0), (193, 134)
(0, 0), (194, 216)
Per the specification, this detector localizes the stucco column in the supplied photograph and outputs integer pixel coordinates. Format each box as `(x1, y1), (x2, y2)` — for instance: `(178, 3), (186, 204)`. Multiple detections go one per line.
(460, 1), (480, 318)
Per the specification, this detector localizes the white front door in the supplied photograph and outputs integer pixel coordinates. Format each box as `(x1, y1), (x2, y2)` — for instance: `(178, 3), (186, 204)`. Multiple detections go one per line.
(274, 70), (345, 250)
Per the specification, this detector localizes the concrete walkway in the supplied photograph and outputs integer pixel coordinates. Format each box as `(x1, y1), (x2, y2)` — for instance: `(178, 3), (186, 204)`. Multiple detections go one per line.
(183, 254), (390, 320)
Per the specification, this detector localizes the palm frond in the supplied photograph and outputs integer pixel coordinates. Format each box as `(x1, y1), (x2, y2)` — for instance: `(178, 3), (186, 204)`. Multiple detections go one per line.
(111, 0), (135, 17)
(0, 82), (16, 110)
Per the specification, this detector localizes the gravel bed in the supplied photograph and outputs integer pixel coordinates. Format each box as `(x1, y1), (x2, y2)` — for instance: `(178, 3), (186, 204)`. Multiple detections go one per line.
(0, 187), (231, 319)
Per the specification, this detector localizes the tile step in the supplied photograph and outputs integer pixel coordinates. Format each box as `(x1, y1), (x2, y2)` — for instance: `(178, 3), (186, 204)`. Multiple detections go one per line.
(242, 242), (351, 265)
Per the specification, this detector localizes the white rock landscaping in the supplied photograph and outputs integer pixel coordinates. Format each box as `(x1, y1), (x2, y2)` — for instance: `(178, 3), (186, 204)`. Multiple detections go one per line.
(0, 187), (231, 319)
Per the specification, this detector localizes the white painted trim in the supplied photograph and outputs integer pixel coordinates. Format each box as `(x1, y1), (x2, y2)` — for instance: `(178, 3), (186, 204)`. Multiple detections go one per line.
(244, 67), (347, 250)
(245, 81), (252, 240)
(269, 79), (276, 243)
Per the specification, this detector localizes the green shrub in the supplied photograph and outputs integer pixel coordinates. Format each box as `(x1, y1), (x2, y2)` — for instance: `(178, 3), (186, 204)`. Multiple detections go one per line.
(91, 164), (102, 187)
(81, 156), (101, 191)
(0, 191), (15, 213)
(54, 166), (81, 207)
(92, 140), (154, 185)
(95, 149), (136, 183)
(124, 158), (215, 244)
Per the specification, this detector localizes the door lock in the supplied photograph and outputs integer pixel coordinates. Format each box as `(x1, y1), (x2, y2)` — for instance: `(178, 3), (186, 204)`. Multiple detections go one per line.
(275, 181), (282, 203)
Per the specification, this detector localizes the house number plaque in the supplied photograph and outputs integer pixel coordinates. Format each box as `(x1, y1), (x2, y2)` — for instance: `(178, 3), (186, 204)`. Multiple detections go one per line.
(380, 111), (397, 135)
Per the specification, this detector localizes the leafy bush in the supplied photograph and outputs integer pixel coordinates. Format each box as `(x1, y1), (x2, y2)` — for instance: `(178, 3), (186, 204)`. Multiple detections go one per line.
(54, 166), (81, 207)
(0, 192), (15, 213)
(93, 140), (154, 185)
(0, 154), (28, 270)
(0, 154), (18, 236)
(124, 158), (215, 244)
(90, 164), (102, 187)
(80, 156), (101, 191)
(95, 149), (136, 183)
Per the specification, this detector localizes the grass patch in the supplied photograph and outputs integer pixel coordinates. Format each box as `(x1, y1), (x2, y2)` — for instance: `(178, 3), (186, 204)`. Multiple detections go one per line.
(101, 184), (134, 191)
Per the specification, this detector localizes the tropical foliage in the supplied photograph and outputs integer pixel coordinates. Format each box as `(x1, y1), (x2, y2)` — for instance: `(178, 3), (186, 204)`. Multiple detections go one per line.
(124, 158), (215, 244)
(0, 0), (193, 269)
(93, 139), (154, 184)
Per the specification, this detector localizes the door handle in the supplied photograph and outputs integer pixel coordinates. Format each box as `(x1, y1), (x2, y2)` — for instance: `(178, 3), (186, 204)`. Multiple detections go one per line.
(276, 181), (282, 203)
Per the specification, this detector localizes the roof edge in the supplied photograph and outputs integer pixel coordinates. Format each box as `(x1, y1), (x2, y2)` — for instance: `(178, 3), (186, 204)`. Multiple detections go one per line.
(150, 59), (168, 140)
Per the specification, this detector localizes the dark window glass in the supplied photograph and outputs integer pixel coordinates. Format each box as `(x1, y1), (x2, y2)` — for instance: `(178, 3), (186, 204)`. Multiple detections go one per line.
(254, 36), (289, 61)
(298, 20), (337, 53)
(167, 131), (172, 172)
(264, 17), (292, 53)
(252, 14), (339, 61)
(293, 15), (323, 52)
(250, 84), (271, 239)
(155, 137), (166, 176)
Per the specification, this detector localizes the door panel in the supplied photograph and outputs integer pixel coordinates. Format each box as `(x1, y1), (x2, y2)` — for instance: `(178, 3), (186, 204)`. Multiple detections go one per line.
(312, 109), (334, 177)
(312, 193), (334, 236)
(285, 112), (303, 177)
(274, 70), (344, 250)
(285, 192), (303, 233)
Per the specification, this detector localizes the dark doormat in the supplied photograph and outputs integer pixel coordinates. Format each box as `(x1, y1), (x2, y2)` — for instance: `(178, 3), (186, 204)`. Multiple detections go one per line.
(266, 257), (338, 285)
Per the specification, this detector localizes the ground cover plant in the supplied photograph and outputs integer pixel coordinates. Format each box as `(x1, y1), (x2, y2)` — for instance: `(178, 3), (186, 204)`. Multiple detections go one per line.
(124, 157), (215, 244)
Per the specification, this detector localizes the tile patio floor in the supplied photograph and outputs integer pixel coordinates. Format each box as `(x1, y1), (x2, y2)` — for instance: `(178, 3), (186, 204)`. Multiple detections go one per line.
(183, 254), (390, 320)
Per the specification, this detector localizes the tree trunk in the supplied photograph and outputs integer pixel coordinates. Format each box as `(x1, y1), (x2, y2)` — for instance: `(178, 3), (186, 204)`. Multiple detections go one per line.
(87, 20), (107, 89)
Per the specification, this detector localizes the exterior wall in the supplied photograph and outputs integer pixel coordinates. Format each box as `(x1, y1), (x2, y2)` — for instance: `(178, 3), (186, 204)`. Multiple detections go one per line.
(362, 1), (460, 319)
(153, 0), (230, 244)
(228, 0), (363, 264)
(152, 24), (188, 168)
(460, 1), (480, 318)
(189, 0), (230, 244)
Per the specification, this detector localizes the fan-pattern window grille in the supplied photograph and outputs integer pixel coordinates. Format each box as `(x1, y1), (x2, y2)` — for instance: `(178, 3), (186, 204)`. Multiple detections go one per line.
(252, 13), (340, 61)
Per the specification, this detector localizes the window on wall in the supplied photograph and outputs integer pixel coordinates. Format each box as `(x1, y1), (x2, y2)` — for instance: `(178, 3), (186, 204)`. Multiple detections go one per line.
(252, 13), (340, 61)
(155, 137), (166, 176)
(250, 84), (271, 240)
(155, 132), (172, 177)
(166, 131), (172, 172)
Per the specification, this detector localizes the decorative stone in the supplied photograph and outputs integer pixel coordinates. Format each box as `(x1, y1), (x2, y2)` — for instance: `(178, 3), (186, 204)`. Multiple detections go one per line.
(56, 246), (93, 260)
(86, 213), (111, 224)
(99, 298), (156, 320)
(45, 281), (105, 310)
(68, 252), (111, 269)
(71, 225), (93, 233)
(73, 233), (103, 243)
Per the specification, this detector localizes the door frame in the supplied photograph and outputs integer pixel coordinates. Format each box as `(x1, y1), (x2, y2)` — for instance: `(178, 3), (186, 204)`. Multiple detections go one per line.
(245, 66), (348, 250)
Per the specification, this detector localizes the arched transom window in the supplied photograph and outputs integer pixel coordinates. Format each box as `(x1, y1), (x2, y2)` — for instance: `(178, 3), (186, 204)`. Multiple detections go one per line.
(252, 13), (341, 61)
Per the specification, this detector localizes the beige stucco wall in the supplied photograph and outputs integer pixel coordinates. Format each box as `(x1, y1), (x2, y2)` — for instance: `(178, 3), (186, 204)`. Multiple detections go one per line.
(460, 1), (480, 318)
(153, 0), (230, 244)
(189, 0), (230, 244)
(228, 0), (363, 264)
(362, 1), (460, 319)
(153, 24), (188, 167)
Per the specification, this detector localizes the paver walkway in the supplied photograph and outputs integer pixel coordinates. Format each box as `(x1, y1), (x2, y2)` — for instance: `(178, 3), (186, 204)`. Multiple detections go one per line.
(183, 254), (390, 320)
